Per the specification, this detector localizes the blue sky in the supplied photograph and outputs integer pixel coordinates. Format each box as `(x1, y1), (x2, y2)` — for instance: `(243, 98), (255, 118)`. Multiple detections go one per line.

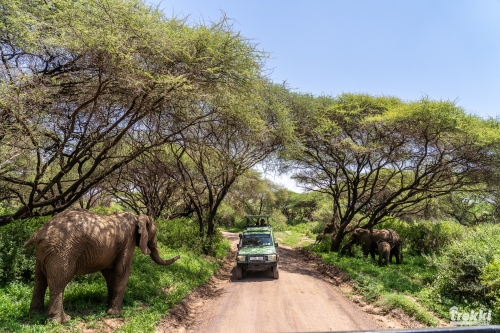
(150, 0), (500, 190)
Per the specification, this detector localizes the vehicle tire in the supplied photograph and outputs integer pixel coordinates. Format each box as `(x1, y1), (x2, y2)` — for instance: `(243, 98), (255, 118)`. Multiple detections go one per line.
(272, 265), (279, 279)
(236, 266), (243, 280)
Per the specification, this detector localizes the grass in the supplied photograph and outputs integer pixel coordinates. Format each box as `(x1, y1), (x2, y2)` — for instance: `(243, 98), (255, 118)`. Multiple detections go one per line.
(274, 221), (318, 247)
(314, 249), (440, 326)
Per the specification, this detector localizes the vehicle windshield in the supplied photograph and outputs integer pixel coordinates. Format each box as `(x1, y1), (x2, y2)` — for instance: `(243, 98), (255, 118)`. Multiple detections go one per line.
(241, 234), (273, 247)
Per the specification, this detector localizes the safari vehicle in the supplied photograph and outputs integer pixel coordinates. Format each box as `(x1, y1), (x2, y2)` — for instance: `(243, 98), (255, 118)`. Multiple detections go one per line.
(235, 215), (279, 280)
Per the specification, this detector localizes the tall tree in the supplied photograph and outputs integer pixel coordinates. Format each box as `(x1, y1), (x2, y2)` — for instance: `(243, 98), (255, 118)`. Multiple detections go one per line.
(225, 169), (276, 216)
(103, 149), (191, 219)
(166, 83), (293, 236)
(289, 93), (500, 251)
(0, 0), (264, 225)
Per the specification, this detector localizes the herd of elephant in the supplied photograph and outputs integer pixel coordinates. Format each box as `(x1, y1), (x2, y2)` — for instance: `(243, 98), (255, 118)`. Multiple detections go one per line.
(22, 209), (402, 324)
(316, 227), (403, 266)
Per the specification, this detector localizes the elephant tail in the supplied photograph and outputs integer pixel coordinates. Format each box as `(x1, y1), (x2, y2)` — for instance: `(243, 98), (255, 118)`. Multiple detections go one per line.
(23, 232), (39, 248)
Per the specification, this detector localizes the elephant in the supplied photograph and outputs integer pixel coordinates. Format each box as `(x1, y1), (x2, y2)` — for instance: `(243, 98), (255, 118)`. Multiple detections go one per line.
(23, 209), (180, 324)
(340, 228), (402, 264)
(313, 234), (324, 245)
(377, 241), (391, 266)
(313, 222), (336, 245)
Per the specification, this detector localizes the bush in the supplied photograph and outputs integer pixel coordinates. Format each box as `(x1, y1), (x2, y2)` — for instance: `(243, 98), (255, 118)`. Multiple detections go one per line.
(214, 202), (236, 227)
(429, 224), (500, 302)
(154, 218), (230, 259)
(89, 203), (122, 215)
(0, 217), (48, 285)
(311, 233), (332, 253)
(381, 219), (465, 255)
(268, 211), (288, 232)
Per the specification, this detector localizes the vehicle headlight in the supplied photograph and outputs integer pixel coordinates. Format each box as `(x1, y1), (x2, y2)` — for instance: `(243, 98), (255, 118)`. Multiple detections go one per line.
(237, 255), (247, 262)
(266, 254), (277, 261)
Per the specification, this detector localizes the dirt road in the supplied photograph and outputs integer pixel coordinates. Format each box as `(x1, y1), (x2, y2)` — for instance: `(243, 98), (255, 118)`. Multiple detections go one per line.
(158, 232), (417, 333)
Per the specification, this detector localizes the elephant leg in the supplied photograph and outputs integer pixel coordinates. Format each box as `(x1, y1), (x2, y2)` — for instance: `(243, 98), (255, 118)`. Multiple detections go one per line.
(364, 242), (376, 260)
(29, 260), (48, 313)
(46, 261), (74, 324)
(101, 269), (115, 307)
(370, 243), (377, 260)
(394, 246), (402, 264)
(106, 252), (133, 315)
(340, 240), (354, 256)
(385, 252), (390, 266)
(362, 243), (371, 257)
(378, 253), (383, 266)
(46, 277), (72, 323)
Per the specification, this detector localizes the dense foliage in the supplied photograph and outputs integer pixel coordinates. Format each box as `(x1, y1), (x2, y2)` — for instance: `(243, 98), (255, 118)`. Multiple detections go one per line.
(286, 93), (500, 250)
(0, 0), (268, 227)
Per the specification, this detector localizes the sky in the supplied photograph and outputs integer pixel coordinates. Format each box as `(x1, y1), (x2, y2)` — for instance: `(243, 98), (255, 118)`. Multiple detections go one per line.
(148, 0), (500, 191)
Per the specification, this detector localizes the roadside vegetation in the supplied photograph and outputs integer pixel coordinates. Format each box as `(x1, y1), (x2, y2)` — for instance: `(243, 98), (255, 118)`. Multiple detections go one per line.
(1, 0), (500, 331)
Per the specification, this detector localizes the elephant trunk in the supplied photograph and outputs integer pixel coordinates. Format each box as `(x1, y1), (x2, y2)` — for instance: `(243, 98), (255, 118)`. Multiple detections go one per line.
(149, 247), (180, 266)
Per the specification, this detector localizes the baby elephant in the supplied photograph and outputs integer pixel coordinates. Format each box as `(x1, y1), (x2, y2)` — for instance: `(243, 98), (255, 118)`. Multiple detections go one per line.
(377, 241), (392, 266)
(24, 209), (180, 324)
(314, 234), (324, 245)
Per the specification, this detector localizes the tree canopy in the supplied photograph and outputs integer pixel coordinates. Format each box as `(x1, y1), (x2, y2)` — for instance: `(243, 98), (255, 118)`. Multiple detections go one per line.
(0, 0), (265, 225)
(288, 93), (500, 250)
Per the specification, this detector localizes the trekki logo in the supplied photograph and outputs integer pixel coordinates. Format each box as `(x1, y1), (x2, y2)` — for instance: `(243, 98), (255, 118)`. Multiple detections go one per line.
(449, 306), (492, 326)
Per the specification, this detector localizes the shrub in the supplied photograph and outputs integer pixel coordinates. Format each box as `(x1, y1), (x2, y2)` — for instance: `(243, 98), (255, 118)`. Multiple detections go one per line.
(480, 257), (500, 323)
(381, 219), (465, 255)
(268, 211), (288, 232)
(429, 224), (500, 302)
(0, 217), (48, 285)
(214, 202), (236, 227)
(154, 218), (230, 259)
(311, 233), (332, 253)
(89, 203), (122, 215)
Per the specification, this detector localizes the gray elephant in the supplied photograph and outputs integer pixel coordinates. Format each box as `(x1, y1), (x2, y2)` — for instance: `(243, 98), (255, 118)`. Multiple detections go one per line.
(377, 241), (391, 266)
(24, 209), (180, 324)
(340, 228), (402, 264)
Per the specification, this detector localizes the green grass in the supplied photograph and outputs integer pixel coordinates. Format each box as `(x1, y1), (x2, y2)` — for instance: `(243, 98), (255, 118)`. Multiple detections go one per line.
(312, 250), (440, 325)
(274, 221), (318, 247)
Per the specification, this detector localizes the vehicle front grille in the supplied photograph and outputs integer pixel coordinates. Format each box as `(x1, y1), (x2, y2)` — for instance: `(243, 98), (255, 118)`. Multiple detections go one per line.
(248, 255), (265, 262)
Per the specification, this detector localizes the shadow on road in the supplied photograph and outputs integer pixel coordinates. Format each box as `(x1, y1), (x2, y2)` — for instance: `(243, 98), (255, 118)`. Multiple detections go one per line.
(229, 267), (276, 283)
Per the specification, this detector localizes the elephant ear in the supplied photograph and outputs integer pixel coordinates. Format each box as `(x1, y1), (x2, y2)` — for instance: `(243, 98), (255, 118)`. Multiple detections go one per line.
(137, 215), (151, 255)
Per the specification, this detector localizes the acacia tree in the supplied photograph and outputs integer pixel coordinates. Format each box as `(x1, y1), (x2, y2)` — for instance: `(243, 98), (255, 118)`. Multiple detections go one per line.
(0, 0), (264, 225)
(165, 83), (293, 237)
(290, 93), (500, 251)
(103, 149), (192, 219)
(224, 169), (276, 216)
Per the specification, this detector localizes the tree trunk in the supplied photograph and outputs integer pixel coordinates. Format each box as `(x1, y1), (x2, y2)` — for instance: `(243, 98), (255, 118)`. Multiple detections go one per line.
(207, 220), (215, 237)
(330, 222), (348, 252)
